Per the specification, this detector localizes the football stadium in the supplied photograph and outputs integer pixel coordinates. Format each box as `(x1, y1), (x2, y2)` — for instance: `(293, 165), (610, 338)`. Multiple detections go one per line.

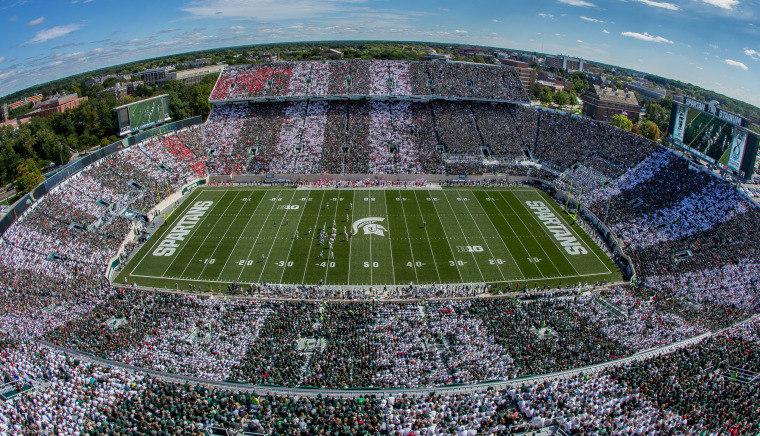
(1, 14), (759, 435)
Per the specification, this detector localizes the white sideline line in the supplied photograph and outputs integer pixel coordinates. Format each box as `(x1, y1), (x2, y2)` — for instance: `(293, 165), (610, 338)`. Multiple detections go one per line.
(128, 271), (614, 287)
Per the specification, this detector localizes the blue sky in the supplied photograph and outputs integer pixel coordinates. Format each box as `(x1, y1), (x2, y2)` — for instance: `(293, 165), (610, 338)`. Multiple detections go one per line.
(0, 0), (758, 106)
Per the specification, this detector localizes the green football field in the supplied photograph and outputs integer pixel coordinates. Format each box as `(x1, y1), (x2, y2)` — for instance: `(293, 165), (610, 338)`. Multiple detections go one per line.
(117, 186), (621, 291)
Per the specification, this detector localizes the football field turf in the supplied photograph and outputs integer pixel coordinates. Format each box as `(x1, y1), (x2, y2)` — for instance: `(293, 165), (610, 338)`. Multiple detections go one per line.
(117, 186), (621, 291)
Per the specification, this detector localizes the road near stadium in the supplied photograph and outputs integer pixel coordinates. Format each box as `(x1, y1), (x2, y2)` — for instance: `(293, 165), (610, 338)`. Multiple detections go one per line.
(118, 186), (620, 290)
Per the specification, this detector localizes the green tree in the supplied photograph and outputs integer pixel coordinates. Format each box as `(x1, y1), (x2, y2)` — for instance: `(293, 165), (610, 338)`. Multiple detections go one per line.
(643, 98), (671, 134)
(610, 114), (634, 131)
(553, 90), (572, 106)
(568, 72), (589, 95)
(14, 159), (44, 193)
(639, 120), (661, 141)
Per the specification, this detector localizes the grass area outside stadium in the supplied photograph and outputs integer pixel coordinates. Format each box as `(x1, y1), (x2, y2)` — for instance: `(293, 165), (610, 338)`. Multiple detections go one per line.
(116, 186), (621, 293)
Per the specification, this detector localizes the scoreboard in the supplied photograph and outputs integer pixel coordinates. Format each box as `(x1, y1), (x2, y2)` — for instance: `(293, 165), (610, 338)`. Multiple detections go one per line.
(114, 95), (171, 136)
(669, 97), (758, 180)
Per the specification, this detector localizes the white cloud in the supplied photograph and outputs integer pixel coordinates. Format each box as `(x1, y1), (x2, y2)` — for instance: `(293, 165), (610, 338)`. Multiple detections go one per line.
(580, 15), (604, 22)
(538, 12), (555, 19)
(183, 0), (359, 20)
(0, 56), (5, 63)
(621, 31), (674, 44)
(454, 29), (468, 34)
(636, 0), (680, 11)
(577, 39), (584, 43)
(27, 16), (45, 26)
(602, 29), (610, 33)
(27, 24), (82, 44)
(557, 0), (596, 8)
(745, 48), (759, 60)
(702, 0), (739, 9)
(724, 59), (748, 70)
(558, 0), (596, 7)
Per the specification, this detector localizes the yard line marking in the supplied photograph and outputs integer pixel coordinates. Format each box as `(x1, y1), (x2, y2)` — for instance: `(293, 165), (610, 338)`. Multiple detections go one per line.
(257, 190), (300, 283)
(368, 190), (374, 285)
(483, 189), (553, 278)
(176, 190), (242, 279)
(276, 191), (310, 283)
(214, 192), (269, 281)
(234, 189), (284, 283)
(417, 190), (463, 284)
(178, 190), (243, 278)
(198, 192), (263, 279)
(323, 190), (343, 285)
(465, 188), (528, 280)
(129, 188), (203, 279)
(156, 189), (226, 278)
(397, 189), (420, 283)
(499, 189), (568, 275)
(454, 189), (510, 282)
(438, 190), (486, 283)
(474, 188), (538, 278)
(380, 190), (396, 285)
(532, 190), (612, 274)
(346, 191), (357, 285)
(300, 190), (327, 284)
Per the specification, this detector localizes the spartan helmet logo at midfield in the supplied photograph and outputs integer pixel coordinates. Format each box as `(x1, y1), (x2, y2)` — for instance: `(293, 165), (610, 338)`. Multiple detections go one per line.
(351, 217), (388, 237)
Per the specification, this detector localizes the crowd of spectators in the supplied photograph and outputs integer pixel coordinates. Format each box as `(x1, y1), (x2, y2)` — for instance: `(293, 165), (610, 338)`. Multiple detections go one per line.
(210, 60), (529, 102)
(203, 100), (548, 176)
(0, 67), (758, 432)
(31, 286), (743, 390)
(1, 316), (756, 434)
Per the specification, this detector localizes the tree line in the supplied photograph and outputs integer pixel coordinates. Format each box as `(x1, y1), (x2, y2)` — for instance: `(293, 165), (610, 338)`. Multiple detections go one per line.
(0, 75), (216, 193)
